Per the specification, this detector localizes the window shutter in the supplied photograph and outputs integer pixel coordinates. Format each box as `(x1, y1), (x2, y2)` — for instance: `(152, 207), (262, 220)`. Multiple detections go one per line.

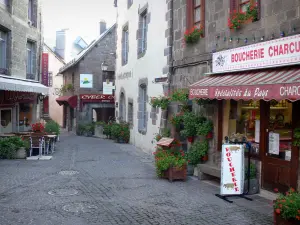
(201, 0), (205, 36)
(137, 19), (143, 55)
(230, 0), (237, 13)
(186, 0), (193, 30)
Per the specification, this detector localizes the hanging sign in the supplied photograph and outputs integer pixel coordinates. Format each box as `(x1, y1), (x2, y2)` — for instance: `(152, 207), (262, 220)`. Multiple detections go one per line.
(220, 144), (244, 195)
(213, 34), (300, 73)
(103, 81), (115, 95)
(42, 53), (49, 86)
(269, 132), (280, 155)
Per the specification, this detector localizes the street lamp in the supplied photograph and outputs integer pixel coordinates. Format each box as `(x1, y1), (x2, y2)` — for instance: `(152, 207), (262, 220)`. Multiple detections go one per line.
(101, 62), (108, 71)
(37, 93), (46, 101)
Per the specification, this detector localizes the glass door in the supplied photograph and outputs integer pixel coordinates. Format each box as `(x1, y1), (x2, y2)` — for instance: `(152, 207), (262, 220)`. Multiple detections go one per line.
(0, 108), (12, 133)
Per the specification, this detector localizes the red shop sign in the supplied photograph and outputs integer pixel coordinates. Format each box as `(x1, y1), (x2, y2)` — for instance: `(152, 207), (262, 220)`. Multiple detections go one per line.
(80, 94), (115, 103)
(0, 91), (35, 103)
(189, 84), (300, 101)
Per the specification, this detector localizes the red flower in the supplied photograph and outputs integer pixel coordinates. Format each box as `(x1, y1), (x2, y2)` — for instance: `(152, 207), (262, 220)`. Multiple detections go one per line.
(275, 209), (281, 214)
(274, 188), (279, 193)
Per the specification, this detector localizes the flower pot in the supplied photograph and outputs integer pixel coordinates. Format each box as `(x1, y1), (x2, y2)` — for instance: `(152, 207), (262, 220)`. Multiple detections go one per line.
(16, 147), (27, 159)
(163, 165), (187, 182)
(206, 132), (213, 139)
(187, 164), (194, 176)
(274, 211), (300, 225)
(201, 155), (208, 163)
(243, 178), (259, 195)
(187, 136), (194, 143)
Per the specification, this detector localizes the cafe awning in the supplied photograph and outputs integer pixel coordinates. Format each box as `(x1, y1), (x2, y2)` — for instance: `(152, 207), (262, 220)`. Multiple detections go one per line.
(0, 76), (48, 95)
(189, 66), (300, 101)
(56, 96), (77, 108)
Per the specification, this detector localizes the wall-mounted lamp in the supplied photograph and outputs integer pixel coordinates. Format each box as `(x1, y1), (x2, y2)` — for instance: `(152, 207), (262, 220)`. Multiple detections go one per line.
(261, 36), (264, 41)
(37, 93), (46, 101)
(244, 38), (248, 44)
(280, 31), (285, 37)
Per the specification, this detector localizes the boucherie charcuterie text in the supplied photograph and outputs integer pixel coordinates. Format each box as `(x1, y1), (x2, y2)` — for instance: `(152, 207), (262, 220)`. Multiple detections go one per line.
(225, 147), (240, 193)
(231, 40), (300, 63)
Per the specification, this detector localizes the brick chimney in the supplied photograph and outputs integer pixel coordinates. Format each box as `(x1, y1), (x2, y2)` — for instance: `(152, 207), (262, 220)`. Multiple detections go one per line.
(99, 20), (107, 35)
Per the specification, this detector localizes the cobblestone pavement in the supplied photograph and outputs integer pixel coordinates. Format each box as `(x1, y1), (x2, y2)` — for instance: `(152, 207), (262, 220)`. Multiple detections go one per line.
(0, 133), (273, 225)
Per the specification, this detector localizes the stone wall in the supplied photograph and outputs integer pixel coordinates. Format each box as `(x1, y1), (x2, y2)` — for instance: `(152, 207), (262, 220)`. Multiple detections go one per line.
(0, 0), (42, 80)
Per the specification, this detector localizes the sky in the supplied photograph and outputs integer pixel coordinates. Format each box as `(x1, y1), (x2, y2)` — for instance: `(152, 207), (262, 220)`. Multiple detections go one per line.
(42, 0), (117, 48)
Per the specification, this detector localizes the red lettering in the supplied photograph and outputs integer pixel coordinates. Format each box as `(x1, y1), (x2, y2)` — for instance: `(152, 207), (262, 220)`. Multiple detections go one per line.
(233, 182), (238, 187)
(279, 45), (284, 55)
(290, 42), (295, 53)
(231, 172), (236, 177)
(227, 157), (232, 162)
(269, 46), (273, 57)
(226, 152), (231, 157)
(250, 50), (253, 60)
(260, 48), (265, 58)
(231, 54), (235, 62)
(296, 41), (300, 53)
(284, 44), (289, 54)
(274, 46), (278, 56)
(235, 53), (238, 62)
(229, 167), (235, 172)
(235, 187), (239, 192)
(253, 49), (258, 59)
(232, 177), (237, 182)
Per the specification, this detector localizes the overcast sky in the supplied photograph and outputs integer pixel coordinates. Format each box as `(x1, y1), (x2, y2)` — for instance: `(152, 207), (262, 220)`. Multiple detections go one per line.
(42, 0), (117, 48)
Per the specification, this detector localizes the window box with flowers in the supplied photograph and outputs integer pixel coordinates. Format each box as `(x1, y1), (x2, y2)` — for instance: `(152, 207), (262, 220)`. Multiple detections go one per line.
(273, 188), (300, 224)
(184, 26), (203, 44)
(149, 96), (170, 110)
(228, 4), (259, 30)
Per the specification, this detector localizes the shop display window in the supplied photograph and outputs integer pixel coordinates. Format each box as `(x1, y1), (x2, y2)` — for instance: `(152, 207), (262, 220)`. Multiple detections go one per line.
(18, 103), (33, 132)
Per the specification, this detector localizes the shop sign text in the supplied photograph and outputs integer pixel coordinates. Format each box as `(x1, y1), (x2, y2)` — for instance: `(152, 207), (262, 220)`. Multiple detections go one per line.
(213, 34), (300, 73)
(80, 94), (115, 102)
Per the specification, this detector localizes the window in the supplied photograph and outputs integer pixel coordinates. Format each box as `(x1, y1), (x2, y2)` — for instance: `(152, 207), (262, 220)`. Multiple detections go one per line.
(0, 30), (7, 73)
(231, 0), (259, 17)
(122, 27), (129, 65)
(127, 0), (133, 9)
(138, 85), (147, 132)
(49, 72), (53, 87)
(128, 102), (133, 125)
(187, 0), (205, 33)
(119, 93), (126, 122)
(28, 0), (33, 21)
(137, 11), (148, 57)
(26, 41), (35, 77)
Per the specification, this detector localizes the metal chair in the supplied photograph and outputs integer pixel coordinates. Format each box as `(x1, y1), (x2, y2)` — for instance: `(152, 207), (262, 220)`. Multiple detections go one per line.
(29, 135), (45, 157)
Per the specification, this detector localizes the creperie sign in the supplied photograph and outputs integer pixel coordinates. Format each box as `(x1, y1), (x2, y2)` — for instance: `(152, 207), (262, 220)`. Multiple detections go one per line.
(80, 94), (115, 102)
(213, 34), (300, 73)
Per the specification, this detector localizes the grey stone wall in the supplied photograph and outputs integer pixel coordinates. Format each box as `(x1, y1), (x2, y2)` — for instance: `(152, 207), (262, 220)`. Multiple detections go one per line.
(0, 0), (42, 80)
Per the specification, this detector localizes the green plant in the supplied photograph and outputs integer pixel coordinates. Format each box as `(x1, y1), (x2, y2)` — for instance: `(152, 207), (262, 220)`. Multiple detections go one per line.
(228, 10), (246, 29)
(197, 119), (213, 136)
(60, 84), (74, 93)
(154, 147), (187, 177)
(245, 162), (256, 180)
(149, 96), (170, 110)
(77, 123), (86, 135)
(95, 121), (106, 126)
(187, 140), (209, 166)
(8, 137), (25, 149)
(194, 98), (213, 106)
(171, 89), (189, 103)
(180, 112), (203, 138)
(103, 122), (113, 138)
(184, 26), (203, 44)
(119, 122), (130, 142)
(0, 137), (19, 159)
(161, 128), (171, 138)
(293, 128), (300, 147)
(246, 3), (258, 21)
(273, 188), (300, 221)
(170, 112), (184, 127)
(111, 123), (122, 139)
(45, 120), (60, 135)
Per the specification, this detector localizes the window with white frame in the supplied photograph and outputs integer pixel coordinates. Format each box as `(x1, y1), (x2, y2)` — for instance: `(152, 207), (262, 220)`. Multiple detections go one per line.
(122, 27), (129, 65)
(137, 10), (148, 57)
(0, 30), (7, 72)
(26, 41), (34, 75)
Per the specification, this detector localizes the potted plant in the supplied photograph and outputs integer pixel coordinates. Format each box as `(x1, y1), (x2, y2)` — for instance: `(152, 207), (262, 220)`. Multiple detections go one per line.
(103, 121), (113, 139)
(197, 119), (213, 139)
(180, 112), (198, 143)
(149, 96), (170, 110)
(119, 122), (130, 143)
(185, 140), (208, 174)
(111, 123), (121, 141)
(31, 122), (45, 133)
(171, 89), (189, 103)
(154, 147), (187, 181)
(244, 162), (259, 195)
(45, 120), (60, 141)
(184, 26), (203, 44)
(293, 128), (300, 147)
(228, 10), (246, 30)
(170, 112), (184, 129)
(273, 188), (300, 224)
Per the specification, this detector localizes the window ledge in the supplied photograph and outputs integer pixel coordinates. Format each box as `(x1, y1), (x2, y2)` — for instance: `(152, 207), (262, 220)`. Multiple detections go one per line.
(137, 51), (146, 59)
(138, 129), (147, 135)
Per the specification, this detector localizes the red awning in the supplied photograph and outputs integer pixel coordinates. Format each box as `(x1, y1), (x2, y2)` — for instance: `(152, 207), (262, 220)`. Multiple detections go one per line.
(56, 96), (77, 108)
(189, 66), (300, 101)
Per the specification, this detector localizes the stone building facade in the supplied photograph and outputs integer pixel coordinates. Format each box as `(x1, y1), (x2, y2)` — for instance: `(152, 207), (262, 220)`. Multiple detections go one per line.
(168, 0), (300, 193)
(0, 0), (48, 133)
(57, 24), (116, 132)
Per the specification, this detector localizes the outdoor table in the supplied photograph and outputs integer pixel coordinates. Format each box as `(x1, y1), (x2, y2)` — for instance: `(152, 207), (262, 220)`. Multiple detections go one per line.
(0, 134), (16, 137)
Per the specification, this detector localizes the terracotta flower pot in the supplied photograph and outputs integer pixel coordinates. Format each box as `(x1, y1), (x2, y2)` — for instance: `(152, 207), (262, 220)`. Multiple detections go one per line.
(187, 136), (194, 143)
(206, 132), (213, 139)
(162, 165), (187, 182)
(274, 211), (300, 225)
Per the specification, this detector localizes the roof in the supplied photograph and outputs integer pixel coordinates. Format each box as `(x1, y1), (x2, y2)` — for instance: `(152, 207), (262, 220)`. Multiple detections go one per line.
(43, 43), (66, 65)
(59, 24), (116, 74)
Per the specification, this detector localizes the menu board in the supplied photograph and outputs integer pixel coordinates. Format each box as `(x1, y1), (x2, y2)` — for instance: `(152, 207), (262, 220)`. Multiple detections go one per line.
(269, 132), (280, 155)
(255, 120), (260, 143)
(220, 144), (244, 195)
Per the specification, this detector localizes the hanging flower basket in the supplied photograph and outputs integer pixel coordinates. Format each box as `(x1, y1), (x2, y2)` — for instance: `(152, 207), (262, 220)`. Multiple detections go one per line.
(184, 26), (203, 44)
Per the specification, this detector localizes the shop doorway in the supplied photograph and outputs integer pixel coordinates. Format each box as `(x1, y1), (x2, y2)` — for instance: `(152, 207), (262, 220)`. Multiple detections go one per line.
(0, 108), (12, 133)
(262, 101), (299, 192)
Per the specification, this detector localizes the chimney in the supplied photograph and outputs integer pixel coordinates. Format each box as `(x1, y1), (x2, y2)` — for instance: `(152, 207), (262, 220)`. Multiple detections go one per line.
(55, 29), (67, 60)
(99, 20), (107, 35)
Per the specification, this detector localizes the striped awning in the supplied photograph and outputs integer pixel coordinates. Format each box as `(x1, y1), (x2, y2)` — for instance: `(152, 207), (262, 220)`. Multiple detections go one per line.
(189, 66), (300, 101)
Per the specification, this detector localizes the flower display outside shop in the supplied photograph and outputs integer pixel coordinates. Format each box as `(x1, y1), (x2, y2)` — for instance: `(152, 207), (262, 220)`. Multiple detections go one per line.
(111, 122), (130, 143)
(31, 122), (45, 132)
(149, 96), (170, 110)
(273, 188), (300, 223)
(154, 147), (188, 177)
(197, 119), (213, 138)
(228, 4), (259, 30)
(171, 89), (189, 103)
(170, 112), (184, 128)
(187, 140), (209, 165)
(180, 112), (206, 140)
(184, 26), (203, 44)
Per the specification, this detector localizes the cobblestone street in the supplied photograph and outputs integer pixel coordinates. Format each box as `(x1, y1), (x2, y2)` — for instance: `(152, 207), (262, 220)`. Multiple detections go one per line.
(0, 133), (273, 225)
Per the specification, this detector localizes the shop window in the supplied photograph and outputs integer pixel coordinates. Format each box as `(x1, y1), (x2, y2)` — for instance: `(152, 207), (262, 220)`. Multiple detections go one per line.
(187, 0), (205, 33)
(19, 103), (33, 132)
(0, 29), (8, 75)
(26, 41), (36, 79)
(267, 100), (293, 162)
(122, 26), (129, 65)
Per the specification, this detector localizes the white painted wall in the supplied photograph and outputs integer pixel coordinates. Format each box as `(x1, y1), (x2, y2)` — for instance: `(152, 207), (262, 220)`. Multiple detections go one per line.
(43, 46), (65, 127)
(115, 0), (168, 154)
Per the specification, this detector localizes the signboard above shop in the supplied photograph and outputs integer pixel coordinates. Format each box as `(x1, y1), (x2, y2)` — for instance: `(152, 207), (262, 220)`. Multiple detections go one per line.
(80, 94), (115, 103)
(213, 34), (300, 73)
